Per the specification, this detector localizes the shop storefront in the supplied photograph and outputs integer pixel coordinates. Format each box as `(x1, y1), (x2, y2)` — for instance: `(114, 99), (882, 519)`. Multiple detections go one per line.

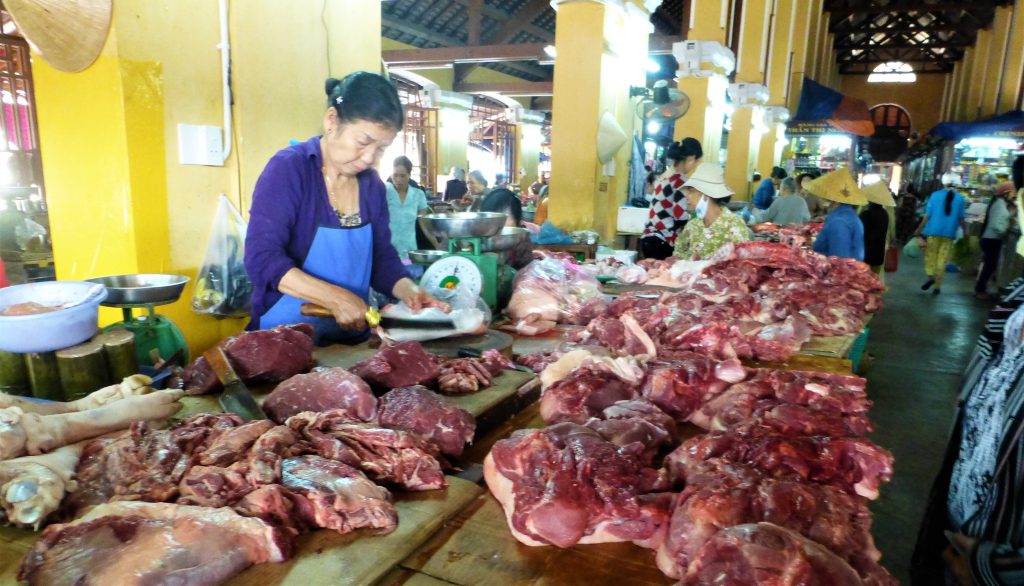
(783, 120), (855, 175)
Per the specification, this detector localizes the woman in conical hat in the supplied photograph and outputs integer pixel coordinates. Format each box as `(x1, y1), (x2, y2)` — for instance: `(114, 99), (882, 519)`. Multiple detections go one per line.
(860, 181), (896, 275)
(806, 168), (867, 261)
(672, 162), (751, 260)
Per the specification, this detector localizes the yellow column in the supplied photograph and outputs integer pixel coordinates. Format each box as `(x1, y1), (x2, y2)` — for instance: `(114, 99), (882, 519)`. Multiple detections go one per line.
(725, 0), (770, 200)
(966, 28), (993, 120)
(788, 0), (818, 113)
(518, 110), (546, 190)
(548, 0), (651, 239)
(758, 0), (795, 174)
(954, 47), (975, 120)
(998, 2), (1024, 113)
(980, 6), (1012, 118)
(808, 6), (826, 83)
(427, 89), (473, 180)
(673, 0), (733, 162)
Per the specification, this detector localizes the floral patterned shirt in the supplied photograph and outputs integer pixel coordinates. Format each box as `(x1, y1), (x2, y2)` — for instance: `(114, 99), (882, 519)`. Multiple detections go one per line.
(673, 207), (751, 260)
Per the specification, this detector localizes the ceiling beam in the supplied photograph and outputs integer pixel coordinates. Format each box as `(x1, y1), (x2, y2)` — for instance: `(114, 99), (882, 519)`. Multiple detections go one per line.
(459, 0), (552, 82)
(824, 1), (995, 15)
(454, 81), (554, 96)
(383, 43), (548, 65)
(834, 39), (973, 50)
(467, 0), (482, 45)
(829, 21), (982, 33)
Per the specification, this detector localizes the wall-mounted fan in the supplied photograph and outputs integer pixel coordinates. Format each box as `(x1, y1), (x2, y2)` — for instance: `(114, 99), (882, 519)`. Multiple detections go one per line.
(633, 80), (690, 123)
(5, 0), (112, 72)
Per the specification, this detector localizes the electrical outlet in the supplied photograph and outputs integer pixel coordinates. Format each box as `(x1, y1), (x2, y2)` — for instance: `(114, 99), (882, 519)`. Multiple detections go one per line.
(178, 124), (225, 166)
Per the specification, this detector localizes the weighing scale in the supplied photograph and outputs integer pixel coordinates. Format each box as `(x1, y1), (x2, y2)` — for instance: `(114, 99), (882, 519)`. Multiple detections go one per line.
(416, 215), (526, 311)
(87, 274), (191, 367)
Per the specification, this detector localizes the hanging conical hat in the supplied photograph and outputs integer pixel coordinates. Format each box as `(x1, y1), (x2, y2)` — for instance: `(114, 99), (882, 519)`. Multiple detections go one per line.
(5, 0), (112, 73)
(596, 111), (627, 164)
(861, 181), (896, 207)
(806, 168), (867, 206)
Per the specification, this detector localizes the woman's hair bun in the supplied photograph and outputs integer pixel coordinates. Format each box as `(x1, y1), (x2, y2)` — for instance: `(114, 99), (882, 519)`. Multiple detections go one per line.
(325, 77), (342, 97)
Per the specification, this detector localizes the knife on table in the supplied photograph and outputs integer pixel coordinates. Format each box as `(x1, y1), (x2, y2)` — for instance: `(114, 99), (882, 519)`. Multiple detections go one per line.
(203, 346), (266, 421)
(300, 303), (457, 330)
(457, 346), (534, 373)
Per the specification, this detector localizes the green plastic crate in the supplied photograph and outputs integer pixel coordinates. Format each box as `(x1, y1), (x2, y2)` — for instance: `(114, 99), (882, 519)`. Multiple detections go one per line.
(850, 327), (870, 373)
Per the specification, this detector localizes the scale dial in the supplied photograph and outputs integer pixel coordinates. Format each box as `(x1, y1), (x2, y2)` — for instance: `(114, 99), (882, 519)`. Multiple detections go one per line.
(420, 256), (484, 299)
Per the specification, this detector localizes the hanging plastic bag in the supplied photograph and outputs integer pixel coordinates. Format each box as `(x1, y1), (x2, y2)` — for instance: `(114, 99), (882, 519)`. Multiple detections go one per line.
(902, 238), (922, 258)
(192, 195), (253, 318)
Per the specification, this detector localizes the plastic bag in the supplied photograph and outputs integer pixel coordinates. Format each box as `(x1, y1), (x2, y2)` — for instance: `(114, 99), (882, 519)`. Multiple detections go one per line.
(506, 258), (604, 331)
(951, 236), (979, 271)
(902, 238), (922, 258)
(192, 195), (253, 317)
(532, 221), (573, 245)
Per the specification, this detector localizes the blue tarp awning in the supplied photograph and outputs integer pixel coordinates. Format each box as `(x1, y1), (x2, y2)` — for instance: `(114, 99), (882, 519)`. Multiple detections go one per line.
(929, 110), (1024, 141)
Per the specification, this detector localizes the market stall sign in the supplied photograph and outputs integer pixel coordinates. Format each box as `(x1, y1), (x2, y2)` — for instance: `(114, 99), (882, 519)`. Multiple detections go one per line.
(786, 121), (836, 136)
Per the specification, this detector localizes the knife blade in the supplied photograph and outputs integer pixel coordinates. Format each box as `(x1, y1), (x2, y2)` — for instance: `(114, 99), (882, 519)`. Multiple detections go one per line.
(457, 346), (534, 373)
(300, 303), (457, 330)
(203, 346), (266, 421)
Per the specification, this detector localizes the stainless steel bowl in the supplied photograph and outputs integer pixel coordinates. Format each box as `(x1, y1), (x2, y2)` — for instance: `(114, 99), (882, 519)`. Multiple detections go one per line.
(418, 212), (507, 239)
(481, 227), (530, 252)
(408, 249), (450, 266)
(87, 274), (190, 307)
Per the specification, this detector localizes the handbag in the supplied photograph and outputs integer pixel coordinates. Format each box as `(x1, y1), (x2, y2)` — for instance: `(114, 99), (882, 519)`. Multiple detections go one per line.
(884, 243), (899, 272)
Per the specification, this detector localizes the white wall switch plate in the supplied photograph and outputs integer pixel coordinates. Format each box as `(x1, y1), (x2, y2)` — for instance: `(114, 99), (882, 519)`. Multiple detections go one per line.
(178, 124), (225, 166)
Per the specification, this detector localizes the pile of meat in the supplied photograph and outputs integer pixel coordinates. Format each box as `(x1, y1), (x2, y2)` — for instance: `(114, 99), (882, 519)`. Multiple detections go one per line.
(487, 349), (896, 585)
(19, 382), (478, 584)
(518, 242), (884, 363)
(579, 257), (648, 284)
(349, 340), (512, 395)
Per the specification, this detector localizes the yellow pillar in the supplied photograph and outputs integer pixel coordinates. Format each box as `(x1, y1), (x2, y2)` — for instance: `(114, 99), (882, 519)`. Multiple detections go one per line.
(998, 2), (1024, 113)
(808, 6), (826, 83)
(548, 0), (651, 239)
(758, 0), (795, 175)
(725, 0), (770, 200)
(966, 28), (993, 120)
(788, 0), (818, 113)
(954, 46), (975, 120)
(427, 89), (473, 180)
(518, 110), (545, 191)
(673, 0), (733, 162)
(980, 6), (1012, 118)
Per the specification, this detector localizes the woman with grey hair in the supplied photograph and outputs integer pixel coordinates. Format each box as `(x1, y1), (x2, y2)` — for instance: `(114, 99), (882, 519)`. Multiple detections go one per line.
(757, 176), (810, 226)
(462, 169), (490, 211)
(444, 166), (468, 201)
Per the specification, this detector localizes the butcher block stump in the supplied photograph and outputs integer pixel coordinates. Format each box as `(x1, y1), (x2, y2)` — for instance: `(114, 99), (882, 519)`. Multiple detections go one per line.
(227, 476), (481, 586)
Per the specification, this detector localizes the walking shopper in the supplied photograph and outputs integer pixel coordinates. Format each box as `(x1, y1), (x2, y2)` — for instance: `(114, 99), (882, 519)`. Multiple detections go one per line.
(640, 138), (702, 259)
(975, 181), (1017, 299)
(896, 184), (921, 245)
(915, 173), (968, 296)
(860, 182), (896, 275)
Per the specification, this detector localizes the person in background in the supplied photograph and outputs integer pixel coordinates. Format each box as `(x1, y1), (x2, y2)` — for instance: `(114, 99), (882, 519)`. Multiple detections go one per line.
(444, 167), (468, 202)
(645, 171), (658, 203)
(753, 166), (788, 210)
(385, 155), (431, 261)
(757, 177), (810, 226)
(528, 174), (547, 198)
(244, 72), (446, 344)
(640, 137), (703, 259)
(495, 172), (508, 188)
(915, 173), (968, 296)
(896, 184), (921, 245)
(673, 162), (750, 260)
(480, 188), (533, 269)
(462, 170), (490, 211)
(797, 172), (825, 218)
(860, 182), (896, 275)
(806, 169), (866, 261)
(975, 181), (1017, 299)
(534, 194), (549, 226)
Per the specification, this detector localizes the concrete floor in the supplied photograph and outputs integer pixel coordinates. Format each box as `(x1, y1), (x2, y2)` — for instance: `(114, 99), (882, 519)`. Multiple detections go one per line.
(863, 256), (992, 584)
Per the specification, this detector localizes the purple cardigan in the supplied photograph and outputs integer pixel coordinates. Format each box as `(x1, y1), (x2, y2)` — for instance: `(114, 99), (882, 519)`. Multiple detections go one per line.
(244, 137), (409, 327)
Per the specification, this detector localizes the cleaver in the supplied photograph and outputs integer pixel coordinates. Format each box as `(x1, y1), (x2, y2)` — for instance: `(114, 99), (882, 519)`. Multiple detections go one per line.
(300, 303), (457, 331)
(203, 346), (266, 421)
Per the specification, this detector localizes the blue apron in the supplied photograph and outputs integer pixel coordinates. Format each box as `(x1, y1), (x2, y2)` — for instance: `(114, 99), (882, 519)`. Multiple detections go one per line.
(259, 223), (373, 345)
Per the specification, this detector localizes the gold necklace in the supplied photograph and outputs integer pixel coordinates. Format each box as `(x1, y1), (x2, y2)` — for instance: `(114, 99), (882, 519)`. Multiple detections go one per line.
(322, 165), (361, 226)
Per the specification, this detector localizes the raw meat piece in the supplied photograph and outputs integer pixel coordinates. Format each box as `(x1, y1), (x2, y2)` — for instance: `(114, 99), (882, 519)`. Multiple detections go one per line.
(233, 484), (311, 536)
(377, 386), (476, 458)
(1, 301), (61, 315)
(540, 367), (639, 424)
(515, 350), (564, 373)
(281, 455), (397, 534)
(350, 341), (441, 391)
(181, 324), (315, 395)
(0, 440), (88, 528)
(506, 258), (603, 331)
(501, 313), (558, 336)
(18, 501), (290, 586)
(584, 399), (677, 464)
(287, 410), (446, 491)
(539, 349), (646, 389)
(824, 256), (886, 293)
(480, 349), (513, 375)
(437, 357), (495, 394)
(246, 426), (300, 485)
(197, 419), (276, 466)
(681, 523), (863, 586)
(0, 375), (154, 416)
(665, 425), (895, 500)
(660, 321), (751, 361)
(67, 413), (244, 513)
(177, 465), (253, 508)
(0, 390), (185, 460)
(641, 353), (746, 420)
(747, 315), (813, 362)
(263, 367), (377, 423)
(485, 423), (670, 548)
(570, 314), (657, 357)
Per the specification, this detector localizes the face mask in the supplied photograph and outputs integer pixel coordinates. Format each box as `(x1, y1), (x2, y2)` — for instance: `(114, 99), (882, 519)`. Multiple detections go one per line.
(695, 195), (710, 220)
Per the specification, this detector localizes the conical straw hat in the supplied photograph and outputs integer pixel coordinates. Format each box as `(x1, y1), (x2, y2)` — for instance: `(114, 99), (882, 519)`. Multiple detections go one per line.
(5, 0), (112, 73)
(806, 168), (868, 206)
(861, 181), (896, 207)
(597, 111), (627, 164)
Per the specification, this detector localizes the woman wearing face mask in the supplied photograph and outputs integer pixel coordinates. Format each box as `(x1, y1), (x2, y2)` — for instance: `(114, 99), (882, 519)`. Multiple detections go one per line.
(806, 169), (867, 261)
(640, 137), (703, 260)
(672, 162), (751, 260)
(244, 72), (447, 345)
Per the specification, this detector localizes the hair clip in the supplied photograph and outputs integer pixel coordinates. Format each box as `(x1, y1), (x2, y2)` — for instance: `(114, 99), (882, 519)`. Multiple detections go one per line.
(335, 96), (343, 105)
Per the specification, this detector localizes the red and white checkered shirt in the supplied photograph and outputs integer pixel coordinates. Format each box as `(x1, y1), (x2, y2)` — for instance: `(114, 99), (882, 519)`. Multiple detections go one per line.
(642, 173), (689, 245)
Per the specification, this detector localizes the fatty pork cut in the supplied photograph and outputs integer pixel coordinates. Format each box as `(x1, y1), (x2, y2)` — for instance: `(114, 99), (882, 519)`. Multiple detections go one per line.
(539, 366), (639, 425)
(262, 367), (377, 423)
(18, 501), (290, 586)
(180, 324), (315, 395)
(377, 386), (476, 458)
(350, 341), (441, 390)
(681, 522), (864, 586)
(641, 352), (746, 420)
(279, 455), (397, 534)
(582, 399), (677, 464)
(484, 423), (669, 549)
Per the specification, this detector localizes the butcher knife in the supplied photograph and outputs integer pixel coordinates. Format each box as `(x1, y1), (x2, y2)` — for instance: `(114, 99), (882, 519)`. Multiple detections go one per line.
(457, 347), (534, 373)
(203, 346), (266, 421)
(300, 303), (456, 330)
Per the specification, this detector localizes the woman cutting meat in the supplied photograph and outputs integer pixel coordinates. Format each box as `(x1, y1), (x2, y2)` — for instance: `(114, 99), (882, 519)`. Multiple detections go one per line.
(245, 72), (446, 345)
